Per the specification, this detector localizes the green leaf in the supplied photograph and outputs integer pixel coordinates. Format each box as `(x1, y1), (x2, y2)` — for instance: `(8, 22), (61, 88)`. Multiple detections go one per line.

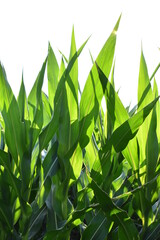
(0, 149), (32, 217)
(0, 199), (13, 232)
(58, 57), (66, 81)
(28, 59), (47, 150)
(90, 179), (140, 240)
(39, 37), (89, 152)
(57, 28), (80, 158)
(137, 51), (158, 191)
(0, 63), (25, 165)
(82, 210), (111, 240)
(69, 143), (83, 180)
(106, 96), (158, 153)
(101, 61), (139, 171)
(138, 50), (153, 110)
(145, 106), (158, 200)
(42, 91), (52, 127)
(58, 26), (79, 157)
(17, 74), (30, 123)
(36, 142), (59, 207)
(79, 15), (121, 149)
(17, 76), (30, 151)
(47, 43), (59, 109)
(84, 137), (98, 171)
(92, 92), (159, 183)
(28, 204), (47, 239)
(153, 79), (160, 150)
(143, 221), (160, 240)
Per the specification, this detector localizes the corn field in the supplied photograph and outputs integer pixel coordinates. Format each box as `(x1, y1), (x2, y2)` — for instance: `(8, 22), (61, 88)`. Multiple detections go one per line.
(0, 15), (160, 239)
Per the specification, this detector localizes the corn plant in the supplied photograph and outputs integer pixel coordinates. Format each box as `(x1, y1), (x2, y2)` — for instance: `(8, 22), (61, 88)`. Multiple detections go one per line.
(0, 15), (160, 239)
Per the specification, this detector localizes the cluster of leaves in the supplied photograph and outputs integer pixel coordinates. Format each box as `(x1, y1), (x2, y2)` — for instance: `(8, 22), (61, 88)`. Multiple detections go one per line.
(0, 15), (160, 239)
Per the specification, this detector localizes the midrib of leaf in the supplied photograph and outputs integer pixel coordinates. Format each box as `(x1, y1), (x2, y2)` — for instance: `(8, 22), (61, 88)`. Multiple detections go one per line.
(36, 156), (58, 201)
(40, 89), (63, 150)
(79, 72), (98, 142)
(90, 217), (106, 240)
(145, 223), (160, 240)
(28, 205), (46, 233)
(0, 203), (12, 230)
(116, 213), (131, 240)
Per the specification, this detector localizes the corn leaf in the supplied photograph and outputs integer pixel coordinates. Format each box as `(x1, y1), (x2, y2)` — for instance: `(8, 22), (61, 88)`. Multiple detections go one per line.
(28, 204), (47, 239)
(82, 210), (111, 240)
(28, 59), (47, 150)
(39, 37), (89, 152)
(17, 75), (30, 123)
(42, 91), (52, 127)
(92, 94), (159, 183)
(0, 149), (32, 216)
(57, 28), (79, 158)
(0, 199), (13, 232)
(79, 15), (121, 149)
(90, 179), (140, 240)
(36, 142), (58, 207)
(0, 63), (25, 165)
(47, 43), (59, 109)
(17, 77), (30, 151)
(137, 51), (158, 194)
(101, 63), (139, 171)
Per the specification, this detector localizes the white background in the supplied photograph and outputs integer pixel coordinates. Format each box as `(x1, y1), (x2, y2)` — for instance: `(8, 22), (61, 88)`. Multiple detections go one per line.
(0, 0), (160, 108)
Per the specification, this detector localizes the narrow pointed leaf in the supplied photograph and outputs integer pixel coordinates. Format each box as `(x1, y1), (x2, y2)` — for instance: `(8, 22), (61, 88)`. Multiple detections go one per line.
(137, 51), (158, 190)
(0, 63), (26, 168)
(47, 43), (59, 108)
(39, 37), (89, 151)
(29, 59), (47, 150)
(79, 15), (121, 149)
(17, 75), (30, 122)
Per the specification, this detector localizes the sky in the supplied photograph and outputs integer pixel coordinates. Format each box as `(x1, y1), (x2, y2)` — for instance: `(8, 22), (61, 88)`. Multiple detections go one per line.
(0, 0), (160, 108)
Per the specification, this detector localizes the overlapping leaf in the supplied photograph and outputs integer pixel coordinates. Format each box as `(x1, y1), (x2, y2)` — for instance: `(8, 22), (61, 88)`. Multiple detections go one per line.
(79, 15), (121, 149)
